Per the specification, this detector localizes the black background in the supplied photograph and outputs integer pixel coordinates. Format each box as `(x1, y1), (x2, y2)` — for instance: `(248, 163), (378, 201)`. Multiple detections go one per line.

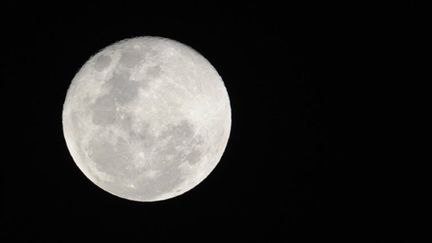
(1, 2), (357, 242)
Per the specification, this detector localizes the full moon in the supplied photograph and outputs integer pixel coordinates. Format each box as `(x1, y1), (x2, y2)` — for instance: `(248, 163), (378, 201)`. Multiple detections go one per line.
(62, 37), (231, 202)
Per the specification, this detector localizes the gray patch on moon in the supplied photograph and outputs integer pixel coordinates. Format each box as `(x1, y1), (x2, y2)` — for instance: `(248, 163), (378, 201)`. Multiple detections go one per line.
(94, 55), (112, 71)
(157, 120), (205, 166)
(119, 48), (144, 68)
(128, 121), (156, 148)
(124, 118), (205, 167)
(89, 68), (144, 127)
(184, 148), (203, 165)
(90, 95), (117, 125)
(87, 136), (133, 178)
(137, 65), (162, 89)
(108, 70), (140, 104)
(146, 65), (162, 78)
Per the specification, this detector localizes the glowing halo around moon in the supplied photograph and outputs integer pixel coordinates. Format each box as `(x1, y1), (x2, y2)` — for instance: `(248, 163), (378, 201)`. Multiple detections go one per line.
(62, 37), (231, 202)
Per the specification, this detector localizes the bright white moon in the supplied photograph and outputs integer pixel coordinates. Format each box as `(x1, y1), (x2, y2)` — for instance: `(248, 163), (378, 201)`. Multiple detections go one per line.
(62, 37), (231, 202)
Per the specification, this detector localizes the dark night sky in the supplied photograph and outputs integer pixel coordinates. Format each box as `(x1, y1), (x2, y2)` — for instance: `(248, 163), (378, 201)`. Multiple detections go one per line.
(0, 2), (362, 242)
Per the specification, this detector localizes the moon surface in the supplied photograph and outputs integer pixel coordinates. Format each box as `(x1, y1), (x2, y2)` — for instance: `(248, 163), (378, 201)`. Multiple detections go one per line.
(62, 37), (231, 202)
